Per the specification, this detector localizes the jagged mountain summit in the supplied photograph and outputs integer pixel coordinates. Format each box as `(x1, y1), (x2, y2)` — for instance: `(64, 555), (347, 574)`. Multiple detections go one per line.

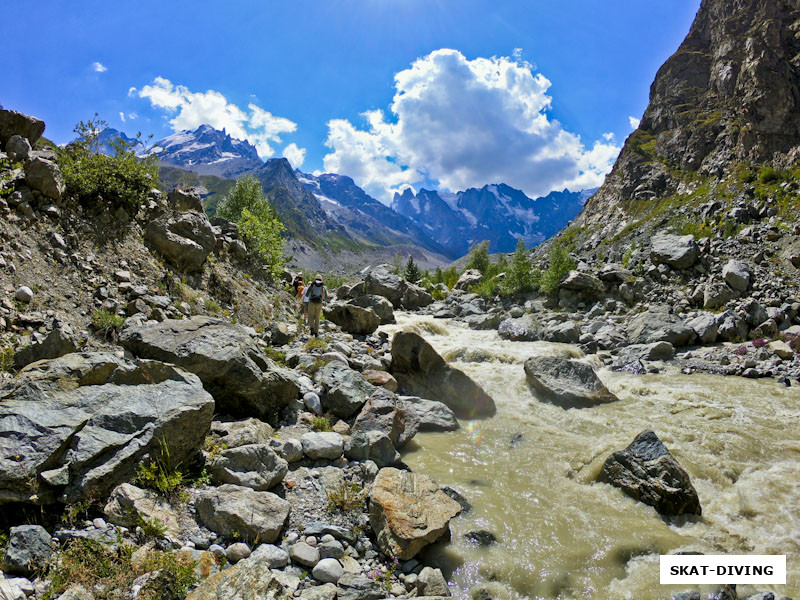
(297, 171), (451, 258)
(578, 0), (800, 237)
(392, 184), (594, 257)
(145, 124), (264, 178)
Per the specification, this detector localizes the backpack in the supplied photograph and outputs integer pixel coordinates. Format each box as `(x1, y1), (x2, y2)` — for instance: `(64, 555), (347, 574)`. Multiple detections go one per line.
(308, 283), (324, 303)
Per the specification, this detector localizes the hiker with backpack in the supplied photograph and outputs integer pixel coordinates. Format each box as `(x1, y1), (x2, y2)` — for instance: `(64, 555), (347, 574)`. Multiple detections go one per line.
(304, 274), (328, 336)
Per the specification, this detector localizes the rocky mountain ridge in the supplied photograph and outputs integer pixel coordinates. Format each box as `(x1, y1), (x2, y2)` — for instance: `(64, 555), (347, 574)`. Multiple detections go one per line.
(393, 184), (593, 256)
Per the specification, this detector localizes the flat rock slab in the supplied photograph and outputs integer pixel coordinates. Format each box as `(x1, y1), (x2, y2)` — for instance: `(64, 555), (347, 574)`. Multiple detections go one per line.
(121, 316), (299, 421)
(0, 352), (214, 504)
(524, 356), (618, 409)
(597, 430), (702, 517)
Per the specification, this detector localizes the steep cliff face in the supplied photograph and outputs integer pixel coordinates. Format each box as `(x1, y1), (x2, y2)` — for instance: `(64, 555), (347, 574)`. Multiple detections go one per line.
(580, 0), (800, 232)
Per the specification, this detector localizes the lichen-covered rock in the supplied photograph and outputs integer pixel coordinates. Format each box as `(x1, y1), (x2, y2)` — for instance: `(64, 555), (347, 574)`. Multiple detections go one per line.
(24, 156), (65, 201)
(597, 430), (701, 517)
(369, 467), (461, 560)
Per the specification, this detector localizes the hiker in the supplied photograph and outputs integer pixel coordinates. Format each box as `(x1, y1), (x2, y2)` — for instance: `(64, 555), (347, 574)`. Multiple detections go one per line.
(291, 273), (304, 294)
(304, 274), (328, 336)
(295, 275), (306, 321)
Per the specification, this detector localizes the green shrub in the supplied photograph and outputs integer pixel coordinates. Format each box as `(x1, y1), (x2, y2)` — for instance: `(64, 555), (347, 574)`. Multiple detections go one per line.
(0, 344), (15, 372)
(502, 238), (534, 294)
(431, 266), (459, 289)
(304, 338), (328, 352)
(758, 166), (782, 184)
(45, 538), (196, 600)
(264, 347), (287, 364)
(465, 241), (490, 274)
(404, 256), (421, 283)
(58, 115), (158, 214)
(326, 480), (366, 513)
(311, 416), (333, 432)
(539, 244), (576, 296)
(133, 438), (186, 504)
(90, 308), (125, 340)
(218, 175), (285, 279)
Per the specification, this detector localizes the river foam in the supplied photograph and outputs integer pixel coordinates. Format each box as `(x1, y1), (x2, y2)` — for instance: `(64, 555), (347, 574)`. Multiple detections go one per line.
(381, 313), (800, 599)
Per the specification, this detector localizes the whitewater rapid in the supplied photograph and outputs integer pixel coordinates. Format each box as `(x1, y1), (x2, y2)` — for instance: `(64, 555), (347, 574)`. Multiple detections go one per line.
(379, 313), (800, 600)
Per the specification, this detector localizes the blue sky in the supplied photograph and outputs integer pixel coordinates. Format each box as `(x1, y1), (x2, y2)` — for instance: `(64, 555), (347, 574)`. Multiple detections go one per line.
(3, 0), (701, 202)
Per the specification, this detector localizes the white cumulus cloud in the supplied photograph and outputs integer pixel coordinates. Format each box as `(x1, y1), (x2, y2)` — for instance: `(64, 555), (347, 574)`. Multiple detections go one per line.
(282, 143), (307, 168)
(322, 48), (620, 203)
(92, 62), (107, 73)
(137, 77), (297, 158)
(629, 116), (641, 130)
(119, 112), (126, 122)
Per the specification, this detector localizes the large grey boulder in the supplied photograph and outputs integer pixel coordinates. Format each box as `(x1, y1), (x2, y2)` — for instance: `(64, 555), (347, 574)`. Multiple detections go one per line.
(597, 430), (701, 517)
(0, 353), (214, 504)
(315, 362), (374, 418)
(722, 259), (751, 292)
(350, 294), (395, 324)
(544, 320), (581, 344)
(2, 525), (52, 576)
(369, 467), (461, 560)
(167, 187), (205, 212)
(363, 264), (433, 309)
(0, 109), (45, 147)
(6, 135), (31, 161)
(344, 430), (399, 467)
(650, 234), (698, 270)
(391, 331), (496, 418)
(352, 388), (418, 448)
(559, 271), (604, 295)
(336, 574), (384, 600)
(195, 484), (290, 543)
(24, 156), (65, 201)
(704, 280), (735, 309)
(121, 317), (299, 422)
(210, 418), (274, 449)
(207, 444), (288, 490)
(364, 264), (406, 307)
(498, 315), (542, 342)
(13, 321), (78, 367)
(524, 357), (618, 409)
(627, 307), (696, 347)
(399, 396), (459, 432)
(453, 269), (482, 291)
(300, 432), (344, 460)
(324, 302), (380, 335)
(686, 313), (718, 344)
(145, 210), (216, 272)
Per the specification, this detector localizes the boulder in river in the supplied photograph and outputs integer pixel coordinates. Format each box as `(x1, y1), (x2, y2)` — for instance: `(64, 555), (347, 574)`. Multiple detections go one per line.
(363, 264), (433, 309)
(626, 306), (696, 347)
(0, 352), (214, 504)
(524, 356), (618, 408)
(121, 316), (299, 422)
(597, 430), (702, 517)
(369, 467), (462, 560)
(391, 331), (496, 418)
(498, 315), (542, 342)
(350, 294), (395, 324)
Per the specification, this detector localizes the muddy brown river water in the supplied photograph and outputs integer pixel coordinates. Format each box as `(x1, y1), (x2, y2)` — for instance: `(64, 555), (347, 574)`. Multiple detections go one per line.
(379, 314), (800, 600)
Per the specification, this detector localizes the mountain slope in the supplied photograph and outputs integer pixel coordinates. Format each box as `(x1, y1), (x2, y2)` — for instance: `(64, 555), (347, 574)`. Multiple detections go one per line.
(577, 0), (800, 237)
(392, 184), (592, 256)
(297, 172), (452, 257)
(146, 124), (264, 178)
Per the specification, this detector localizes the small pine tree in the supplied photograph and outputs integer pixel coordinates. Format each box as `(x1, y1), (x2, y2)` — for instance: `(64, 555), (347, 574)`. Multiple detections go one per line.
(465, 241), (490, 274)
(504, 238), (534, 294)
(539, 244), (576, 295)
(404, 255), (421, 283)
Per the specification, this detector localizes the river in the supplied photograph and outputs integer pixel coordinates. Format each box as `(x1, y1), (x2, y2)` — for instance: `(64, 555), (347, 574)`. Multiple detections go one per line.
(379, 313), (800, 600)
